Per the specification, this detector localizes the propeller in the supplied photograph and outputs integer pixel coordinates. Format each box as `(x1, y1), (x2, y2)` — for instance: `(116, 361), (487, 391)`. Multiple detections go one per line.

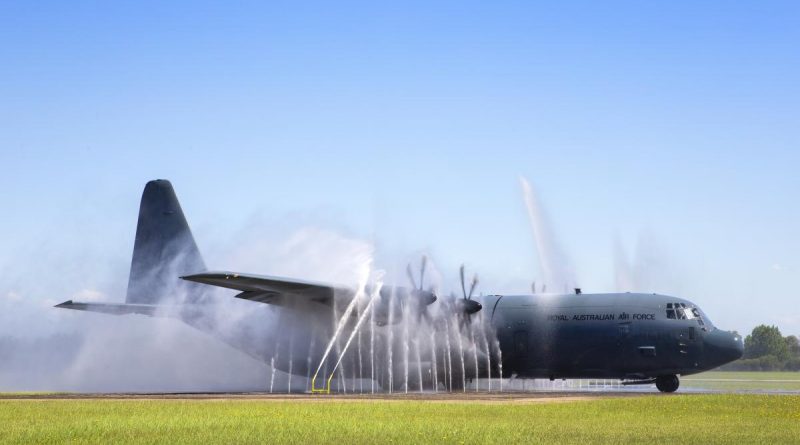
(456, 264), (482, 325)
(406, 255), (436, 322)
(406, 255), (427, 291)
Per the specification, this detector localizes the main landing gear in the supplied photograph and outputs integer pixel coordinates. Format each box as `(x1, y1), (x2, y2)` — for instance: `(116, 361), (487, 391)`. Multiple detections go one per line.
(655, 374), (680, 393)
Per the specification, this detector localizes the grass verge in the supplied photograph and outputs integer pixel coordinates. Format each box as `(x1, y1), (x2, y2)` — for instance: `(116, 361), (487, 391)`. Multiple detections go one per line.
(682, 371), (800, 391)
(1, 394), (799, 444)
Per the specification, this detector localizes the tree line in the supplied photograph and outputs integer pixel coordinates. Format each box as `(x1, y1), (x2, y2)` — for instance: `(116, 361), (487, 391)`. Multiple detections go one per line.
(721, 325), (800, 371)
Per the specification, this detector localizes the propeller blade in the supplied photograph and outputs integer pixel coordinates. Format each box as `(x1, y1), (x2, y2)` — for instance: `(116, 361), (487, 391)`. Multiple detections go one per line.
(419, 255), (427, 290)
(406, 263), (417, 290)
(419, 307), (433, 324)
(459, 264), (467, 300)
(531, 281), (536, 294)
(468, 274), (479, 300)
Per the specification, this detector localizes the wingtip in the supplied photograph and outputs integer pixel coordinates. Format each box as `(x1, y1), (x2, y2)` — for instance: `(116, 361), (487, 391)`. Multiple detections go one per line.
(54, 300), (73, 308)
(181, 272), (210, 281)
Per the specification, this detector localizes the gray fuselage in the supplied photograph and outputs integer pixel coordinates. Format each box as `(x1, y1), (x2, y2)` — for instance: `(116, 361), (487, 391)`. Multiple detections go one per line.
(217, 291), (743, 386)
(487, 292), (742, 380)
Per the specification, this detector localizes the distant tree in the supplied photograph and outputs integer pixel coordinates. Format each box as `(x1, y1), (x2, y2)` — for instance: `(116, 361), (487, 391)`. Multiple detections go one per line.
(785, 335), (800, 358)
(744, 325), (789, 361)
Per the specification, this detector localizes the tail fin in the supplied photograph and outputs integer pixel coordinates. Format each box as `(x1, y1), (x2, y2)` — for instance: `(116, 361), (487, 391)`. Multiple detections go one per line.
(126, 179), (207, 304)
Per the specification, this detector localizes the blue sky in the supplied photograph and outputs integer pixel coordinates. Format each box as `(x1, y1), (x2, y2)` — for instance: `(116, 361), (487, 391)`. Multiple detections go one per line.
(1, 1), (798, 335)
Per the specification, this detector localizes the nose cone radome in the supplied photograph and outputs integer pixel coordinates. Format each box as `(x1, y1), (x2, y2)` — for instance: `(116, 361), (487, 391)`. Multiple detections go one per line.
(704, 329), (744, 368)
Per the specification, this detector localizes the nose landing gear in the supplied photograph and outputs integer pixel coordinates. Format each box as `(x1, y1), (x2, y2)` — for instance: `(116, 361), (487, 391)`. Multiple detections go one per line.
(655, 374), (680, 393)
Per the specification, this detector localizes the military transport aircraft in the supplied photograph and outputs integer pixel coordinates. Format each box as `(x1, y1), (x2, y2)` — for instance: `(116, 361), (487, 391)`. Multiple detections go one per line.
(56, 180), (743, 393)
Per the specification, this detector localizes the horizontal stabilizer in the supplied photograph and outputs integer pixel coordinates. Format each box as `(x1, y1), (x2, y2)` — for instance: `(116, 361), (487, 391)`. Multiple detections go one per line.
(55, 300), (163, 316)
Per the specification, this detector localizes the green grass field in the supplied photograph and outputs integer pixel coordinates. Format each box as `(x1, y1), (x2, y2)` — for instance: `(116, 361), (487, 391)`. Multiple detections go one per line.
(682, 371), (800, 391)
(1, 395), (798, 444)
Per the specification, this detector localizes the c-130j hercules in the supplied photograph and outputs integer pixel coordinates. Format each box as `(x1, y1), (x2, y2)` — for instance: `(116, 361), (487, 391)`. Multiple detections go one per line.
(57, 180), (743, 393)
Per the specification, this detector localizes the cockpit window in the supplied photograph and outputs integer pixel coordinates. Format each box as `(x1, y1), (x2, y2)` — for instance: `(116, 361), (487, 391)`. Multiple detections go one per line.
(666, 303), (676, 319)
(675, 303), (692, 320)
(691, 308), (705, 326)
(665, 302), (707, 327)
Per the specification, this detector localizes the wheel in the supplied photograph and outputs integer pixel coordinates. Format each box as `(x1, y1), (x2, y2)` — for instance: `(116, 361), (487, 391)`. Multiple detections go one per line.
(655, 374), (679, 393)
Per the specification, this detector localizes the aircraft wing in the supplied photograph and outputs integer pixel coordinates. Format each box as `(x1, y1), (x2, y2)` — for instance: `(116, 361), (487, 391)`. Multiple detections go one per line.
(181, 271), (350, 307)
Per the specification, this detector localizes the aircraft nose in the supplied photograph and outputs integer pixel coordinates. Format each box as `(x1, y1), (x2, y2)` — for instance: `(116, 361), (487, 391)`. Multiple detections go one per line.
(704, 329), (744, 367)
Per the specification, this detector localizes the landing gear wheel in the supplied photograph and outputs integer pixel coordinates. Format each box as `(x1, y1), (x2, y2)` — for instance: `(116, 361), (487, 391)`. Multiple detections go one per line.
(655, 374), (679, 393)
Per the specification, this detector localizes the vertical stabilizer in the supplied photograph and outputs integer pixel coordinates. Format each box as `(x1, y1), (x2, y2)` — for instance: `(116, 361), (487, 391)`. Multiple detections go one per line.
(126, 179), (206, 304)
